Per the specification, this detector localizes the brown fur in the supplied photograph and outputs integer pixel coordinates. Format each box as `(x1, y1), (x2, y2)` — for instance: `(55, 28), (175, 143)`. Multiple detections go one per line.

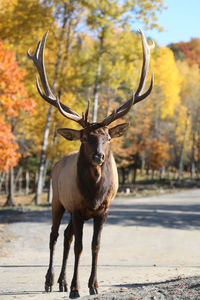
(51, 148), (118, 217)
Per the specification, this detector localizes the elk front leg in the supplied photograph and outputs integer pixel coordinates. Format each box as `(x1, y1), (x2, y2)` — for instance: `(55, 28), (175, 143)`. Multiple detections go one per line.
(45, 204), (65, 292)
(70, 210), (84, 299)
(58, 217), (73, 292)
(88, 211), (108, 295)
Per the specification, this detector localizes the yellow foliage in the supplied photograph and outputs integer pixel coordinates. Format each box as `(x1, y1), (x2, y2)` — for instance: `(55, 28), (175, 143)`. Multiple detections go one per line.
(177, 60), (200, 105)
(152, 46), (182, 118)
(173, 61), (200, 153)
(0, 0), (53, 45)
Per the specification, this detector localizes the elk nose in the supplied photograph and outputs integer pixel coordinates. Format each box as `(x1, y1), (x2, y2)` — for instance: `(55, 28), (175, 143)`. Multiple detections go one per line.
(93, 153), (105, 165)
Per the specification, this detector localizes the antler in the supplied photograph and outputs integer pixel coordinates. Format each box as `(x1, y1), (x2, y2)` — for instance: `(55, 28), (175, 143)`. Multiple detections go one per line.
(99, 29), (154, 127)
(27, 32), (88, 127)
(28, 30), (153, 130)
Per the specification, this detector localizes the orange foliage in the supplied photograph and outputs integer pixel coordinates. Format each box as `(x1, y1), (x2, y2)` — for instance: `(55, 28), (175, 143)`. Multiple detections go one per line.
(149, 138), (170, 170)
(111, 102), (170, 170)
(0, 115), (21, 172)
(0, 41), (35, 117)
(170, 38), (200, 67)
(0, 41), (36, 171)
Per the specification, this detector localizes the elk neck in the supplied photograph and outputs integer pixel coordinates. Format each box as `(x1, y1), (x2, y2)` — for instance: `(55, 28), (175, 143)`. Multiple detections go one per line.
(77, 143), (112, 210)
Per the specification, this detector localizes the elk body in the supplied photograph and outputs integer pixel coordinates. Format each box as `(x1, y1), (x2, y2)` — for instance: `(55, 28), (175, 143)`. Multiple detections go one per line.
(28, 30), (154, 298)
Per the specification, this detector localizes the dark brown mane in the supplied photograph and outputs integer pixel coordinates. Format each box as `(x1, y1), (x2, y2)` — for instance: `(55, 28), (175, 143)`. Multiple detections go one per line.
(77, 144), (112, 211)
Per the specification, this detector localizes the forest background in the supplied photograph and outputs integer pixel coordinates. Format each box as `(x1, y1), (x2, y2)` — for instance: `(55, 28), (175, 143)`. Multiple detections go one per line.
(0, 0), (200, 206)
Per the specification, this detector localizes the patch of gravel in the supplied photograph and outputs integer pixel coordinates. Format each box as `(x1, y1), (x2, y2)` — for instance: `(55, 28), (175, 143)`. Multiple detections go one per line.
(82, 276), (200, 300)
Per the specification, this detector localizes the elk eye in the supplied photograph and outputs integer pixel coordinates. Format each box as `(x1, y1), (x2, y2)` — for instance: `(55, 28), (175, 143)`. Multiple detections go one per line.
(82, 136), (87, 143)
(104, 137), (111, 143)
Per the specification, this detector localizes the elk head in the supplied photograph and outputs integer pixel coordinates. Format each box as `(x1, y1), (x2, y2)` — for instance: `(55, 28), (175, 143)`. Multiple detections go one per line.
(57, 122), (129, 166)
(27, 30), (154, 166)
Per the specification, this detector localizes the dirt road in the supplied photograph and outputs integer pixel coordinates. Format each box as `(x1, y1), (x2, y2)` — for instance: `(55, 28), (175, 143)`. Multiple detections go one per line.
(1, 189), (200, 299)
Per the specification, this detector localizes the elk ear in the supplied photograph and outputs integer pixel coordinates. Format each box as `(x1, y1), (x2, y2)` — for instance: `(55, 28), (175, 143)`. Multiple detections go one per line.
(109, 123), (129, 138)
(57, 128), (81, 141)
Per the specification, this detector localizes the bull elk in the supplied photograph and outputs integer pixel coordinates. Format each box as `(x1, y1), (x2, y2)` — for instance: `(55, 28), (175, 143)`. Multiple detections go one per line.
(27, 30), (154, 298)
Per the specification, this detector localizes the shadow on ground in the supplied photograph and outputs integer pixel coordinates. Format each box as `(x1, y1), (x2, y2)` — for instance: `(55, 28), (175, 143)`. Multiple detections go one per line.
(1, 199), (200, 230)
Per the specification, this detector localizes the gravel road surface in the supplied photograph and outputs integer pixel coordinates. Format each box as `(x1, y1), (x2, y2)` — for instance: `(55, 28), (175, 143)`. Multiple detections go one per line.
(1, 189), (200, 299)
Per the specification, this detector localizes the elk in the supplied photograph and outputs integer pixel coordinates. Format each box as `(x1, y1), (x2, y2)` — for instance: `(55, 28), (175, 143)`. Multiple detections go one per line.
(27, 30), (154, 298)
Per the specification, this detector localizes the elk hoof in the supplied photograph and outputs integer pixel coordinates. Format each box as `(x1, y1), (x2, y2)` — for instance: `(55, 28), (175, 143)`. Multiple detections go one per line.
(89, 287), (98, 295)
(45, 283), (52, 292)
(45, 269), (54, 292)
(59, 283), (68, 292)
(69, 290), (80, 298)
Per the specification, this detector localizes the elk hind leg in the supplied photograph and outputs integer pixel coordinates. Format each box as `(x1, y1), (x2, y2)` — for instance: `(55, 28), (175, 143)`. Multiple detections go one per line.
(58, 217), (73, 292)
(45, 203), (65, 292)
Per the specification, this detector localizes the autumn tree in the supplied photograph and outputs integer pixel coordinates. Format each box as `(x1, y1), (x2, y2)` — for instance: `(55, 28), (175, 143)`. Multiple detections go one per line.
(0, 116), (20, 173)
(109, 41), (182, 182)
(0, 41), (35, 205)
(22, 0), (86, 204)
(83, 0), (166, 121)
(1, 0), (179, 199)
(169, 39), (200, 177)
(174, 61), (200, 178)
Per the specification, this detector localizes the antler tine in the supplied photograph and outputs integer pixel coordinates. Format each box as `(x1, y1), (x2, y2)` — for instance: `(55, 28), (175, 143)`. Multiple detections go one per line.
(134, 73), (154, 104)
(27, 32), (56, 99)
(135, 29), (155, 99)
(56, 98), (83, 122)
(101, 94), (134, 127)
(84, 100), (90, 124)
(99, 29), (154, 127)
(28, 32), (85, 127)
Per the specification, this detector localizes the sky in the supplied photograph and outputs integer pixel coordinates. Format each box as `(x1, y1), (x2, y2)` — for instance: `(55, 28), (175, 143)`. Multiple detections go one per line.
(139, 0), (200, 46)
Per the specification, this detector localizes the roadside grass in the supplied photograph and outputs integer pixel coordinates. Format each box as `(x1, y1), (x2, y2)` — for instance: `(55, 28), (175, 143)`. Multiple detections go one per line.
(0, 193), (50, 209)
(1, 177), (200, 209)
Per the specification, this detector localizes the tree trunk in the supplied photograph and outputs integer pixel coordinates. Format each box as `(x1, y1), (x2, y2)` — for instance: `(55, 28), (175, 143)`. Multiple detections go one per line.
(160, 166), (165, 180)
(132, 168), (137, 184)
(146, 167), (150, 180)
(18, 168), (23, 195)
(25, 170), (30, 195)
(5, 169), (16, 206)
(106, 86), (112, 117)
(190, 131), (196, 179)
(34, 105), (53, 205)
(47, 177), (53, 204)
(121, 167), (126, 185)
(178, 114), (189, 180)
(0, 172), (5, 193)
(42, 158), (49, 190)
(34, 171), (38, 191)
(140, 153), (145, 175)
(5, 172), (8, 194)
(92, 28), (105, 122)
(14, 166), (22, 191)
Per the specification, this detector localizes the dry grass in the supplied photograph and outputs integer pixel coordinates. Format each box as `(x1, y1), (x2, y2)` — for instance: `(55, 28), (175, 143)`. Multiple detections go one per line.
(0, 193), (49, 208)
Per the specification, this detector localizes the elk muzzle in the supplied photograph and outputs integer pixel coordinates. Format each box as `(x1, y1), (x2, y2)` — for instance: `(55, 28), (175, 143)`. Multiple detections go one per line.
(92, 153), (105, 166)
